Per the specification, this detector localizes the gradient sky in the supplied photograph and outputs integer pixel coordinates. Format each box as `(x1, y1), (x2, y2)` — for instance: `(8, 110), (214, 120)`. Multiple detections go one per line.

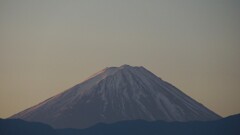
(0, 0), (240, 118)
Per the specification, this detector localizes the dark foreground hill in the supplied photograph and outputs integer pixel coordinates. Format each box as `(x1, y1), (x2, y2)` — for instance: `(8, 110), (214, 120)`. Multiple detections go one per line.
(1, 114), (240, 135)
(0, 119), (56, 135)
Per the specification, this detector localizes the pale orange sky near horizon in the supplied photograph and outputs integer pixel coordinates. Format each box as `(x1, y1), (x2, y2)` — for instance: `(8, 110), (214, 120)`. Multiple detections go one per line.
(0, 0), (240, 118)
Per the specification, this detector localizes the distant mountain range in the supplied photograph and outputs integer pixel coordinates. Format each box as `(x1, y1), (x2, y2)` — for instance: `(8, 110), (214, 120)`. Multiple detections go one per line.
(1, 114), (240, 135)
(11, 65), (220, 129)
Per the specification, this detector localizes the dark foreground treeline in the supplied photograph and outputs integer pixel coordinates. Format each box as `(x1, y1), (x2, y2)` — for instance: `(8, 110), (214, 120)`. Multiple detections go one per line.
(0, 114), (239, 135)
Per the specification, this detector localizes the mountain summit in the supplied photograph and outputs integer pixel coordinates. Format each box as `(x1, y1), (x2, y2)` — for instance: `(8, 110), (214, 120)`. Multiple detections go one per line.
(11, 65), (221, 128)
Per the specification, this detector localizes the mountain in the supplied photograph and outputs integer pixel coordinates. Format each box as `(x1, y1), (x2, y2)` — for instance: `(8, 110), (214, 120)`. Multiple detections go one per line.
(2, 114), (240, 135)
(10, 65), (221, 128)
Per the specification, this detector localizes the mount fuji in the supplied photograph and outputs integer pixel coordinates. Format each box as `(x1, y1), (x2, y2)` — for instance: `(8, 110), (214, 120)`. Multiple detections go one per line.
(10, 65), (221, 129)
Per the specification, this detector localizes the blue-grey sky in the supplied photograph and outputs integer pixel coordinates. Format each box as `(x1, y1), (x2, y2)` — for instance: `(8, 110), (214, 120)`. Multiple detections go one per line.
(0, 0), (240, 118)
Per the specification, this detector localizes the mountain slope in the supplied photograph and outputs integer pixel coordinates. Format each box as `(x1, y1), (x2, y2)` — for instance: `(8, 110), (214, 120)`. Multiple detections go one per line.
(10, 65), (221, 128)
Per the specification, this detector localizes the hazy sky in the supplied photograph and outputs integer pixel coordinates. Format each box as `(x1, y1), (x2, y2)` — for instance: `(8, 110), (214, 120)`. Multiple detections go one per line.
(0, 0), (240, 118)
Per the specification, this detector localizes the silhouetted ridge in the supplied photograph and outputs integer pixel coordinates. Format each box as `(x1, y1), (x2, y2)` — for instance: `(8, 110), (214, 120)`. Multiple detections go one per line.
(2, 114), (240, 135)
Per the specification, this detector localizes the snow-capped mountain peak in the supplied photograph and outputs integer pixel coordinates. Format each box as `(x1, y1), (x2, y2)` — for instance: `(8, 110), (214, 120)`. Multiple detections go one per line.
(11, 65), (221, 129)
